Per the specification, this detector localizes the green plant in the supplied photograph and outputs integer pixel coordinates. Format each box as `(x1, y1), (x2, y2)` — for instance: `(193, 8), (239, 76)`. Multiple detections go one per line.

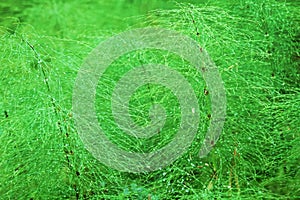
(0, 0), (299, 199)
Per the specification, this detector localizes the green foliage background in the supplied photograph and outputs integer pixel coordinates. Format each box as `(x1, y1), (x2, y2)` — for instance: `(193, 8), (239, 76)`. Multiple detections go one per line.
(0, 0), (299, 199)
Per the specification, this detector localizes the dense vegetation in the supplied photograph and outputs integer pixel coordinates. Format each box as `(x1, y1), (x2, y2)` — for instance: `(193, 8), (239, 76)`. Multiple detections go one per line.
(0, 0), (299, 199)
